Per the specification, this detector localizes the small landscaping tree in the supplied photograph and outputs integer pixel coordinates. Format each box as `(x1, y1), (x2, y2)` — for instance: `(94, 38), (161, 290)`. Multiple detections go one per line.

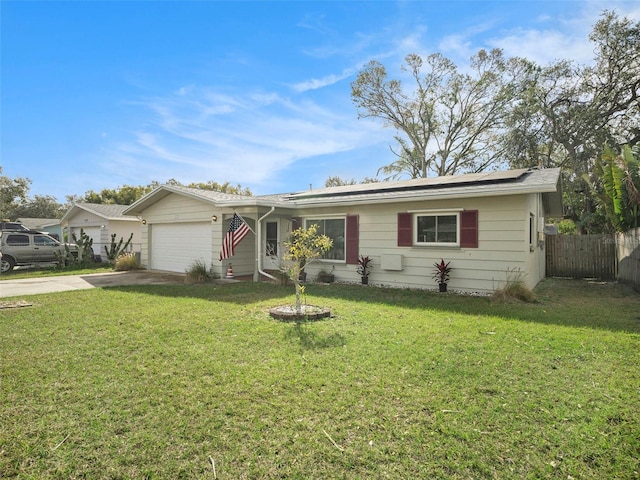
(282, 224), (333, 314)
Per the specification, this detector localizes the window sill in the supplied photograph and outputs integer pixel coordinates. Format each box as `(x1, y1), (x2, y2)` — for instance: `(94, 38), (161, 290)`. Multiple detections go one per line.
(413, 244), (460, 249)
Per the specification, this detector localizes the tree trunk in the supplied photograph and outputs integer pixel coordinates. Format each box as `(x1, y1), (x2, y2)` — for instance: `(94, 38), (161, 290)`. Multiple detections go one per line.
(295, 282), (302, 314)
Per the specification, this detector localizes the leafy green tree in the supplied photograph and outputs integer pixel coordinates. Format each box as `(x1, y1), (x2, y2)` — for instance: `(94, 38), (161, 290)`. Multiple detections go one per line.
(74, 184), (153, 205)
(12, 195), (66, 219)
(504, 11), (639, 231)
(325, 176), (356, 187)
(324, 176), (380, 187)
(186, 181), (252, 196)
(72, 180), (252, 206)
(0, 167), (31, 220)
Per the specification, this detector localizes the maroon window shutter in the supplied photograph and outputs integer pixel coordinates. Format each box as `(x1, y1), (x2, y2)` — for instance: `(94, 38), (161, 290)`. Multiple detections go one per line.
(291, 217), (302, 232)
(460, 210), (478, 248)
(345, 215), (359, 264)
(397, 213), (413, 246)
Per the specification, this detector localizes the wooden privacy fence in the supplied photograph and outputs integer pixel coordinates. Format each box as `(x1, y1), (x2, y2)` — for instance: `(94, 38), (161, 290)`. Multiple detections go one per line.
(546, 234), (617, 280)
(617, 228), (640, 287)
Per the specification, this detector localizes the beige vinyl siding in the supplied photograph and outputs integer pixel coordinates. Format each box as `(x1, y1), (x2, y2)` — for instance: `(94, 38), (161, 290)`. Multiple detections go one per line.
(218, 214), (256, 277)
(523, 192), (547, 289)
(301, 194), (544, 293)
(138, 193), (222, 274)
(67, 210), (107, 255)
(104, 220), (142, 255)
(140, 194), (216, 223)
(138, 194), (259, 277)
(66, 210), (141, 258)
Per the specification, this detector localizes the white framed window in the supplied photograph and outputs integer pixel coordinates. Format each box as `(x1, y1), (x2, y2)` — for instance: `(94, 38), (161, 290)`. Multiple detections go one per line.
(414, 212), (459, 246)
(265, 221), (278, 256)
(305, 217), (345, 261)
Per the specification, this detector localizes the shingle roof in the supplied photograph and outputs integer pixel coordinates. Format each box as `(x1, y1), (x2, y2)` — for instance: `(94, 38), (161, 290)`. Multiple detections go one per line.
(123, 168), (562, 214)
(17, 218), (61, 229)
(161, 184), (254, 202)
(288, 168), (531, 200)
(62, 203), (140, 222)
(286, 168), (562, 207)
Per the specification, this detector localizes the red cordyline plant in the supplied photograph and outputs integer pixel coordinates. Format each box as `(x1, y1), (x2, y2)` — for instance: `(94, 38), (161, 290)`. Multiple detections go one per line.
(432, 259), (452, 284)
(356, 255), (373, 278)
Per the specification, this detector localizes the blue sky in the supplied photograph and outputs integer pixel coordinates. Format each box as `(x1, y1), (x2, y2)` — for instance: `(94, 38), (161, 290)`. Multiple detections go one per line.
(2, 0), (639, 202)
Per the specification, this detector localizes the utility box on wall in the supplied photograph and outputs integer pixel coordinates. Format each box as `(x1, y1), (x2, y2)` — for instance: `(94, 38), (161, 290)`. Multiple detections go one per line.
(381, 254), (403, 271)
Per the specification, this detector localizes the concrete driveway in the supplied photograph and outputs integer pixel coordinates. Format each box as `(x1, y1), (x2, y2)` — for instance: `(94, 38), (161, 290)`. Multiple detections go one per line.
(0, 270), (186, 298)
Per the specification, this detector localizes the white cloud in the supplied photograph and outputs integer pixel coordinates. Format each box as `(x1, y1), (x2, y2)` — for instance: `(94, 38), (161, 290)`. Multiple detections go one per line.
(438, 34), (475, 60)
(108, 84), (383, 189)
(98, 2), (640, 194)
(488, 27), (593, 65)
(289, 68), (356, 92)
(486, 2), (640, 65)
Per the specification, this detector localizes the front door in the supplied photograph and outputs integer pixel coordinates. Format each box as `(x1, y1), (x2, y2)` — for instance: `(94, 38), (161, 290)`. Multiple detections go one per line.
(262, 220), (280, 270)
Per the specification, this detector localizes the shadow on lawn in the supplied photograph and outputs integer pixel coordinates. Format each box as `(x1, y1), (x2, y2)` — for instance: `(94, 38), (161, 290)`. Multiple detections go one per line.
(109, 278), (640, 334)
(108, 280), (295, 304)
(306, 278), (640, 334)
(285, 323), (346, 350)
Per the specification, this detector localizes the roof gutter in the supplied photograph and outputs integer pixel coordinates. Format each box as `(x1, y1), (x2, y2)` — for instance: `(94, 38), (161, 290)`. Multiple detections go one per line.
(256, 207), (277, 282)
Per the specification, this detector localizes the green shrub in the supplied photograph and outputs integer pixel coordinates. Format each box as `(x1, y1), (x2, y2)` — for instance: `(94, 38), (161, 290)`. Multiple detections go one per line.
(185, 259), (211, 283)
(114, 252), (141, 271)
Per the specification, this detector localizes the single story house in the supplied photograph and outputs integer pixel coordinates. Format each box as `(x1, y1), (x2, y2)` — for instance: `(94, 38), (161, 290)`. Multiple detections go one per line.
(17, 218), (63, 240)
(123, 167), (563, 293)
(61, 203), (142, 259)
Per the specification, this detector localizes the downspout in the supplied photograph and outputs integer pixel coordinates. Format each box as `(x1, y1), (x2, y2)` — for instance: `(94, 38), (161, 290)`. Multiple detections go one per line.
(256, 206), (277, 281)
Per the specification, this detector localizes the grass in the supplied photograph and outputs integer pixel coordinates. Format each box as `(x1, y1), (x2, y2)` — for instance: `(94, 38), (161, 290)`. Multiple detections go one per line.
(0, 263), (113, 280)
(1, 278), (639, 479)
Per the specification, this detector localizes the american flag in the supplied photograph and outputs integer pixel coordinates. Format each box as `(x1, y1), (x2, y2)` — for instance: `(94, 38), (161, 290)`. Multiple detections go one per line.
(219, 213), (251, 261)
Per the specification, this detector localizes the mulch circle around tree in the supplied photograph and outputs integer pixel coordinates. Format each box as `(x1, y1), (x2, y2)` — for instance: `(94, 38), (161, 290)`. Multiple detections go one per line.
(269, 305), (331, 322)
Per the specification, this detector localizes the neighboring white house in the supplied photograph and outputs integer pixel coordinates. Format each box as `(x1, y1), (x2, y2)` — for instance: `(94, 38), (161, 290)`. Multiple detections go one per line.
(123, 168), (563, 293)
(61, 203), (142, 259)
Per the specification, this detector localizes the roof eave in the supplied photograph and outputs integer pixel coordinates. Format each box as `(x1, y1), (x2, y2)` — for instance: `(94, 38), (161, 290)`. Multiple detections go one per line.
(123, 185), (220, 215)
(288, 182), (561, 208)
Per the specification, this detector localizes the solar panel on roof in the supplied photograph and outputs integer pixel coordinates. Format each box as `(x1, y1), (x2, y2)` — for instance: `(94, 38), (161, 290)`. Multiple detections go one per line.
(290, 168), (530, 200)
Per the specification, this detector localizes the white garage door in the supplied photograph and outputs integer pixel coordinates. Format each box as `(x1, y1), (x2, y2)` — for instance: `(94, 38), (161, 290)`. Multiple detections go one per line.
(151, 222), (212, 273)
(71, 226), (101, 255)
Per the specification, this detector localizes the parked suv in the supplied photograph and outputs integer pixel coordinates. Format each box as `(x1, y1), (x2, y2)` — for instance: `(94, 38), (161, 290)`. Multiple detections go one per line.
(0, 222), (32, 232)
(0, 231), (78, 272)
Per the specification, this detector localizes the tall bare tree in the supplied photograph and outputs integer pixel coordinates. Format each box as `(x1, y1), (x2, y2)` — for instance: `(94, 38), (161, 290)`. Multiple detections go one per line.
(351, 49), (520, 178)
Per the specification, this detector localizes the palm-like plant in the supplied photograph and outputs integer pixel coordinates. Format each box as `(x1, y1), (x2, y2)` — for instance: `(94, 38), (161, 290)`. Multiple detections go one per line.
(595, 144), (640, 231)
(356, 255), (373, 278)
(432, 259), (452, 285)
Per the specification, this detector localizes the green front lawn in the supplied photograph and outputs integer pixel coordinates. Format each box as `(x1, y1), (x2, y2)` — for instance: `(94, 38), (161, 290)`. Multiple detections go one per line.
(1, 279), (638, 479)
(0, 263), (113, 280)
